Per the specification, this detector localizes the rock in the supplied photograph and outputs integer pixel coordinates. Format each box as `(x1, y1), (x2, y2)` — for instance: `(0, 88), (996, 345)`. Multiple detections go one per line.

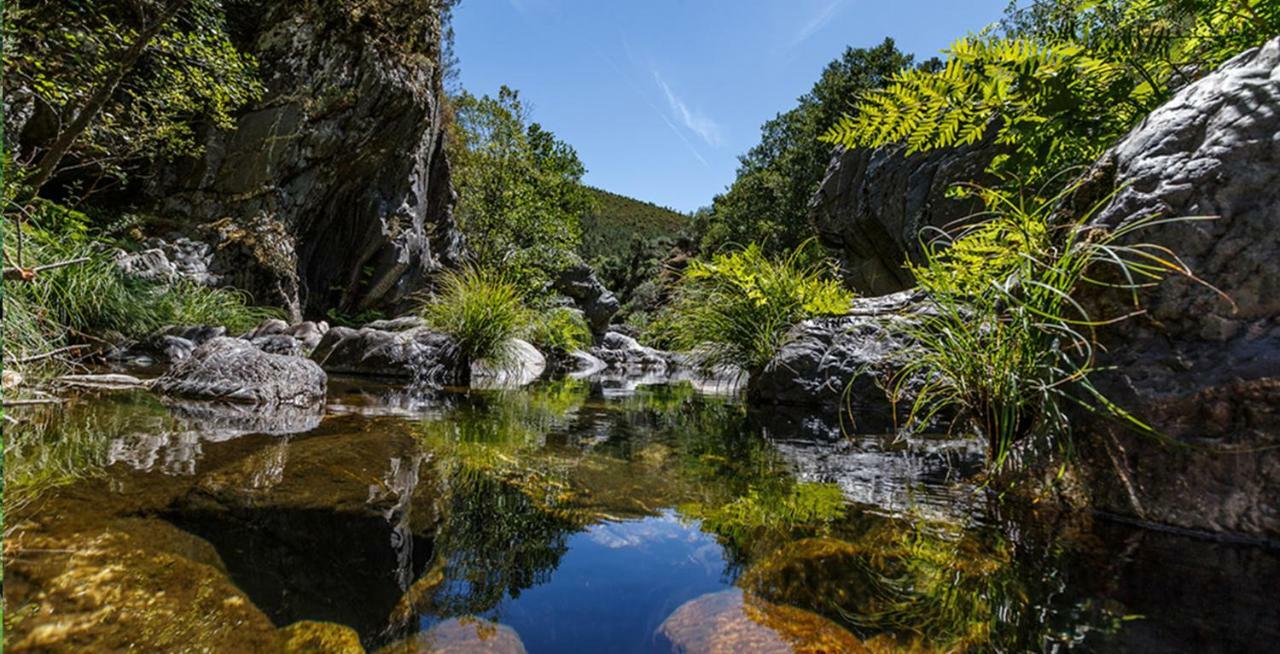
(562, 350), (608, 378)
(249, 318), (291, 338)
(811, 137), (996, 296)
(1073, 38), (1280, 540)
(553, 262), (621, 335)
(472, 339), (546, 389)
(366, 316), (429, 332)
(162, 325), (228, 345)
(656, 588), (867, 654)
(286, 321), (329, 353)
(56, 374), (147, 391)
(376, 618), (527, 654)
(154, 1), (464, 320)
(114, 237), (223, 287)
(740, 538), (879, 623)
(591, 331), (670, 372)
(280, 621), (364, 654)
(158, 335), (197, 362)
(310, 326), (468, 386)
(2, 369), (24, 390)
(114, 248), (178, 283)
(749, 291), (930, 430)
(249, 334), (305, 357)
(153, 337), (326, 406)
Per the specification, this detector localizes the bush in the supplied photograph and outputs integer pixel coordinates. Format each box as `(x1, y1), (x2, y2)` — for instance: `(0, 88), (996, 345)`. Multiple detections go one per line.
(423, 268), (530, 365)
(667, 244), (853, 373)
(524, 306), (592, 354)
(890, 184), (1214, 466)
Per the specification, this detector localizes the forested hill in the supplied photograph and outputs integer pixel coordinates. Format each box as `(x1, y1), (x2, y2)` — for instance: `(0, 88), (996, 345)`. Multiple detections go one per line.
(580, 187), (687, 260)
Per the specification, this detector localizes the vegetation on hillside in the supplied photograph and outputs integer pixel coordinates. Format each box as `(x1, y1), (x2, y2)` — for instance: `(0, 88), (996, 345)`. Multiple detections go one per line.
(579, 187), (687, 262)
(448, 86), (594, 295)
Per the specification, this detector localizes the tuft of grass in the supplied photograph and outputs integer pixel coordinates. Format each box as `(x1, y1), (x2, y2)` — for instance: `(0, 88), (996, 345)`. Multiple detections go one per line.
(889, 183), (1217, 468)
(524, 306), (592, 354)
(3, 211), (281, 377)
(667, 243), (853, 374)
(423, 267), (531, 366)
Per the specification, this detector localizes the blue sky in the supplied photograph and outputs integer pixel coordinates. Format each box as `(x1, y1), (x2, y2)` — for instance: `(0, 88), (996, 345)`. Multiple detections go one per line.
(452, 0), (1010, 213)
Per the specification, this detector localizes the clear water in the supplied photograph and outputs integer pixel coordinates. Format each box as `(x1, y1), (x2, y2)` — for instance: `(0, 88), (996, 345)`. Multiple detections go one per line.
(4, 377), (1278, 653)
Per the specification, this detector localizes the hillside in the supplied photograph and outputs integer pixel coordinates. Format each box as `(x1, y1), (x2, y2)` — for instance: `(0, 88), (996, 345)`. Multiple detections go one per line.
(579, 187), (688, 261)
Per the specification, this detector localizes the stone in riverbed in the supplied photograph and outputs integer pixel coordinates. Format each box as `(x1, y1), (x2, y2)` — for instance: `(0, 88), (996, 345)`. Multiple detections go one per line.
(310, 325), (468, 385)
(280, 621), (364, 654)
(375, 618), (527, 654)
(657, 588), (867, 653)
(153, 337), (326, 406)
(472, 339), (546, 389)
(591, 331), (670, 371)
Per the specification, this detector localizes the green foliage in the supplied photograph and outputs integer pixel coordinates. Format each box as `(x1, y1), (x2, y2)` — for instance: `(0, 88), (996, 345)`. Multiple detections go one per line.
(684, 482), (847, 536)
(449, 86), (594, 294)
(423, 267), (531, 365)
(524, 306), (592, 354)
(3, 204), (280, 376)
(889, 184), (1211, 465)
(579, 187), (687, 262)
(667, 243), (853, 373)
(4, 0), (264, 196)
(697, 39), (917, 255)
(821, 0), (1280, 188)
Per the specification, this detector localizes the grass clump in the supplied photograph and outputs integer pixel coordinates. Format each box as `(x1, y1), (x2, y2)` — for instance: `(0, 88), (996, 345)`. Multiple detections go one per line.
(667, 243), (853, 373)
(423, 268), (531, 365)
(3, 206), (280, 377)
(892, 184), (1213, 466)
(525, 306), (592, 355)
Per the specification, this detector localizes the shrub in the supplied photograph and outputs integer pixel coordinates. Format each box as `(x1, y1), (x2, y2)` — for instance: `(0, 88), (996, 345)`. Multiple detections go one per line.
(524, 306), (592, 354)
(667, 243), (853, 373)
(423, 268), (530, 365)
(890, 184), (1215, 467)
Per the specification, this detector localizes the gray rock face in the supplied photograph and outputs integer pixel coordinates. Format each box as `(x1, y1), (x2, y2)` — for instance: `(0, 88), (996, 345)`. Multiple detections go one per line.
(472, 338), (546, 389)
(309, 325), (467, 386)
(553, 262), (621, 335)
(1075, 38), (1280, 540)
(154, 337), (326, 406)
(156, 1), (464, 320)
(114, 236), (223, 287)
(591, 331), (670, 371)
(810, 138), (995, 296)
(748, 291), (928, 431)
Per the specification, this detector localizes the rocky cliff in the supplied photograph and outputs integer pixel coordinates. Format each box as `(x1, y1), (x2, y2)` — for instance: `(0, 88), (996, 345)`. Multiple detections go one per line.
(809, 137), (995, 296)
(1073, 37), (1280, 541)
(155, 0), (464, 320)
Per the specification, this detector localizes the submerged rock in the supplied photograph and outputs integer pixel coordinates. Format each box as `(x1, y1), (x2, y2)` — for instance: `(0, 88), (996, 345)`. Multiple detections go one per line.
(376, 618), (527, 654)
(1072, 37), (1280, 540)
(153, 337), (326, 406)
(280, 620), (364, 654)
(657, 588), (867, 653)
(310, 325), (468, 386)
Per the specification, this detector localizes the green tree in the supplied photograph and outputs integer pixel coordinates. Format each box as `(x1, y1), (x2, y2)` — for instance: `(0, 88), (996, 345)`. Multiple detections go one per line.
(4, 0), (264, 201)
(697, 38), (916, 256)
(449, 86), (594, 294)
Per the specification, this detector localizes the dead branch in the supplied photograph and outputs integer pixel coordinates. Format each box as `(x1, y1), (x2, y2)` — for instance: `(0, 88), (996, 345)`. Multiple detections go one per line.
(3, 257), (92, 281)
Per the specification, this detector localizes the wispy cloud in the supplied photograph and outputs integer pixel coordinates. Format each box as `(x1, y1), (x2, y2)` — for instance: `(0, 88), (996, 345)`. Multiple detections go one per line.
(653, 71), (724, 148)
(790, 0), (846, 49)
(596, 46), (711, 168)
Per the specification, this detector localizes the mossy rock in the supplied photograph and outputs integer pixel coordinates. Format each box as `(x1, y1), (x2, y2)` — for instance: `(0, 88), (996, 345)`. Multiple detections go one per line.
(281, 620), (364, 653)
(740, 537), (887, 621)
(658, 589), (867, 653)
(375, 617), (526, 654)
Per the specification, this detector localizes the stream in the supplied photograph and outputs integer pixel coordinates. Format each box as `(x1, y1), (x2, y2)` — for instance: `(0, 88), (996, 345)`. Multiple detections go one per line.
(4, 375), (1278, 652)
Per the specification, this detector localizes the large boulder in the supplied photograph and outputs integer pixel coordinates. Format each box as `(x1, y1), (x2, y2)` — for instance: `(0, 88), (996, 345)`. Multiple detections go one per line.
(1076, 38), (1280, 540)
(748, 291), (930, 430)
(472, 339), (547, 389)
(810, 137), (996, 296)
(590, 331), (670, 372)
(553, 262), (621, 335)
(310, 325), (468, 386)
(656, 589), (867, 654)
(153, 337), (326, 406)
(155, 1), (464, 320)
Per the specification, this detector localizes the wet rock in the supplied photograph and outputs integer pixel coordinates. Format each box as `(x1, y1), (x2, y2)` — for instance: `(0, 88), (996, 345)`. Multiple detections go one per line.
(811, 135), (996, 296)
(562, 349), (608, 377)
(591, 331), (671, 372)
(740, 538), (883, 624)
(377, 618), (526, 654)
(310, 326), (468, 385)
(159, 334), (197, 361)
(154, 1), (464, 320)
(473, 339), (547, 389)
(553, 262), (621, 335)
(153, 337), (326, 406)
(749, 291), (930, 428)
(280, 621), (365, 654)
(657, 588), (867, 653)
(1073, 37), (1280, 540)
